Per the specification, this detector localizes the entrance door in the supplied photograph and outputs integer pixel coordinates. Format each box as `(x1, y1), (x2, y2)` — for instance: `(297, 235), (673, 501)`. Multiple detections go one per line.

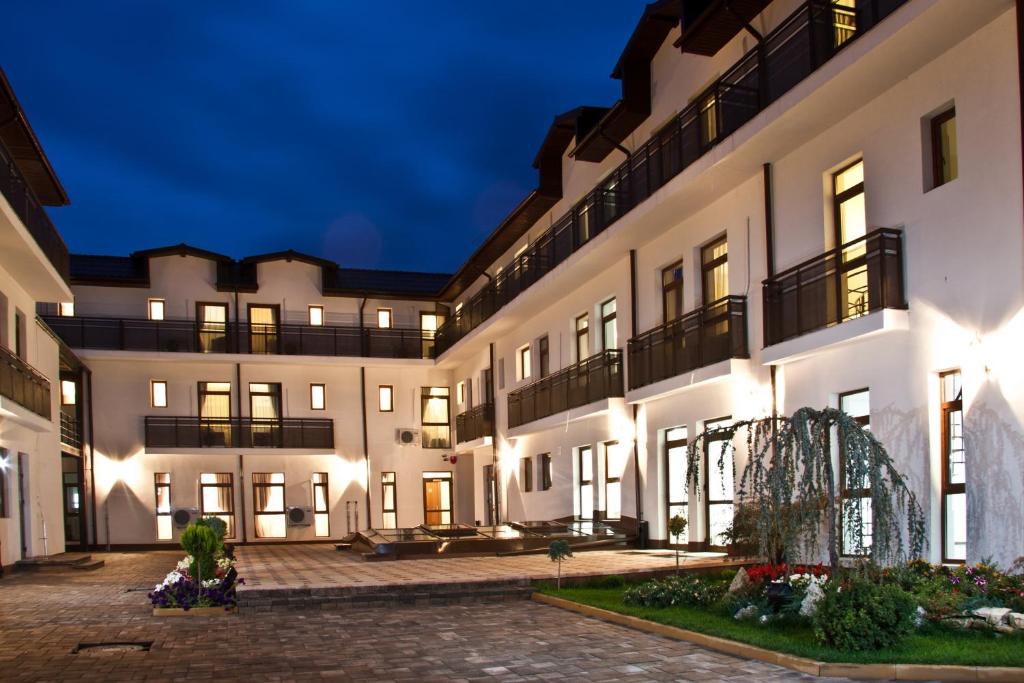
(61, 455), (84, 547)
(483, 465), (496, 525)
(422, 472), (452, 526)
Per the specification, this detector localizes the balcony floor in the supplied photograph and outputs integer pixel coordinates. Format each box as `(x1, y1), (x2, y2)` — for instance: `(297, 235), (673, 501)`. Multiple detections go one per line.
(761, 308), (909, 366)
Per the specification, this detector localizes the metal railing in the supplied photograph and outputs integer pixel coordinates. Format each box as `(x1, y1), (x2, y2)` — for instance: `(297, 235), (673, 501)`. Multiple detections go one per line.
(434, 0), (908, 356)
(507, 349), (623, 429)
(144, 416), (334, 449)
(0, 142), (70, 283)
(0, 344), (51, 419)
(42, 316), (433, 359)
(60, 411), (81, 450)
(763, 228), (905, 346)
(627, 296), (749, 391)
(455, 402), (494, 444)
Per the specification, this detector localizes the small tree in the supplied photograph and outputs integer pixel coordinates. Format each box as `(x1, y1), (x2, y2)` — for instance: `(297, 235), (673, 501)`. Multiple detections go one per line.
(668, 514), (688, 575)
(548, 540), (573, 590)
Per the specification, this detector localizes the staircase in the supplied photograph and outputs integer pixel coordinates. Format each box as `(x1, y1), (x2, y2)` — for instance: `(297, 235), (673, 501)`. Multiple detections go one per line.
(14, 552), (105, 572)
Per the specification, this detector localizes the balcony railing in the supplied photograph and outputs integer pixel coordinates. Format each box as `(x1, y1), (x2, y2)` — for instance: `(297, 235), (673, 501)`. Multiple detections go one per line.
(434, 0), (908, 356)
(0, 142), (70, 283)
(627, 296), (749, 391)
(42, 316), (432, 359)
(507, 349), (624, 429)
(145, 416), (334, 449)
(60, 411), (81, 450)
(455, 402), (494, 444)
(0, 344), (51, 419)
(763, 228), (906, 346)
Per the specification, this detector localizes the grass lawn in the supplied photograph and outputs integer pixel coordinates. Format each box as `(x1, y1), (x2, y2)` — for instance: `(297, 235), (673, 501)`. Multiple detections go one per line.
(537, 584), (1024, 668)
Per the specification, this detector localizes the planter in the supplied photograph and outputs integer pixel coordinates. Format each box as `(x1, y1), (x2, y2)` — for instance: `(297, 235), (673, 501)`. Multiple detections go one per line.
(152, 606), (236, 617)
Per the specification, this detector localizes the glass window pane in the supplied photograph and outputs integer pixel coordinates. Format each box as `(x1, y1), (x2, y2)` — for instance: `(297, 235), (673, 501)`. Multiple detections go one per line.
(667, 446), (688, 503)
(709, 503), (734, 547)
(945, 492), (967, 561)
(157, 515), (172, 540)
(606, 481), (621, 520)
(834, 161), (863, 194)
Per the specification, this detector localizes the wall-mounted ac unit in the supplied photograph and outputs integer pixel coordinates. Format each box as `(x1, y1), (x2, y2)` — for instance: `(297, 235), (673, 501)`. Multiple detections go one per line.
(395, 428), (419, 446)
(171, 507), (199, 528)
(286, 506), (314, 527)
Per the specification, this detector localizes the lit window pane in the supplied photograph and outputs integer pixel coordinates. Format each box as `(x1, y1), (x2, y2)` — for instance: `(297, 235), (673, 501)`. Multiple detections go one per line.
(377, 309), (392, 328)
(151, 381), (167, 408)
(59, 302), (74, 317)
(60, 380), (76, 405)
(149, 299), (165, 321)
(311, 384), (325, 410)
(378, 386), (393, 412)
(945, 492), (967, 561)
(309, 306), (324, 326)
(157, 515), (172, 540)
(709, 503), (734, 547)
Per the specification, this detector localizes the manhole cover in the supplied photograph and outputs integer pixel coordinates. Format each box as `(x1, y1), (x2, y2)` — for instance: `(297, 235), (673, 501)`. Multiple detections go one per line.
(73, 642), (152, 655)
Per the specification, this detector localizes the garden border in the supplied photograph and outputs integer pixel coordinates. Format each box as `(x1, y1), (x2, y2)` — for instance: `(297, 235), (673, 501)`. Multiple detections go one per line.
(533, 592), (1023, 682)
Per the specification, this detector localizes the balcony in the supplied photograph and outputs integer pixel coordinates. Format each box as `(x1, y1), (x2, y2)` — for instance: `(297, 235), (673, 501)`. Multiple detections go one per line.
(145, 416), (334, 449)
(627, 296), (748, 392)
(60, 411), (81, 451)
(0, 344), (51, 420)
(433, 0), (908, 357)
(0, 141), (69, 283)
(763, 228), (906, 348)
(507, 349), (624, 430)
(42, 316), (432, 359)
(455, 403), (494, 444)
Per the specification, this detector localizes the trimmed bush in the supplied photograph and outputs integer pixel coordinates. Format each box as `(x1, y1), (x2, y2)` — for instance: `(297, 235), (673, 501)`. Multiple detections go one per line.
(812, 576), (916, 651)
(180, 523), (219, 582)
(623, 574), (727, 608)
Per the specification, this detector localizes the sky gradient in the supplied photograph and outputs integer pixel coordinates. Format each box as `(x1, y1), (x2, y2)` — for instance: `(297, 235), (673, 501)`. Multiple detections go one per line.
(4, 2), (640, 274)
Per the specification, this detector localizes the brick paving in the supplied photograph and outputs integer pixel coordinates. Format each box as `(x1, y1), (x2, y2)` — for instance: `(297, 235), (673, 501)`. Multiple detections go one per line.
(0, 550), (875, 682)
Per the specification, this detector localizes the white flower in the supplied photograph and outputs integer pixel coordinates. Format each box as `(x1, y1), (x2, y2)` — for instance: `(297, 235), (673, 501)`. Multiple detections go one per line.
(201, 578), (220, 588)
(161, 570), (186, 587)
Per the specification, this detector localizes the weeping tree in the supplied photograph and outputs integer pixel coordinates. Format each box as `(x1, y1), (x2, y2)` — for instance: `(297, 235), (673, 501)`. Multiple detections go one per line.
(685, 407), (926, 571)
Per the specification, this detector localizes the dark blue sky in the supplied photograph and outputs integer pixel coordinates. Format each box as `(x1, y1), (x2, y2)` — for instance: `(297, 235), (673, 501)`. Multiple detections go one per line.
(5, 2), (640, 273)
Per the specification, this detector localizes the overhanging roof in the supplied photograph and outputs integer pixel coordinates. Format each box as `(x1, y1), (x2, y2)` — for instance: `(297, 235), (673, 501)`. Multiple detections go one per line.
(0, 68), (69, 206)
(674, 0), (771, 56)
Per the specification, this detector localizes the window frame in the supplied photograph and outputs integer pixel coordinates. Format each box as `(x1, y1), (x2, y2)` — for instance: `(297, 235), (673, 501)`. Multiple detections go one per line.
(540, 453), (552, 491)
(522, 457), (533, 493)
(600, 299), (617, 352)
(930, 107), (957, 189)
(662, 260), (684, 323)
(377, 308), (393, 329)
(575, 314), (589, 362)
(420, 387), (451, 449)
(664, 426), (689, 547)
(518, 344), (531, 381)
(252, 472), (286, 539)
(701, 236), (728, 306)
(538, 336), (550, 378)
(0, 448), (10, 518)
(832, 158), (865, 249)
(199, 472), (235, 539)
(312, 472), (329, 537)
(838, 388), (872, 557)
(378, 385), (393, 413)
(381, 472), (397, 529)
(702, 416), (733, 549)
(603, 440), (621, 521)
(308, 305), (324, 327)
(151, 380), (168, 408)
(58, 301), (74, 317)
(310, 383), (326, 411)
(195, 302), (229, 353)
(155, 472), (171, 540)
(940, 370), (965, 564)
(148, 298), (165, 321)
(577, 445), (594, 521)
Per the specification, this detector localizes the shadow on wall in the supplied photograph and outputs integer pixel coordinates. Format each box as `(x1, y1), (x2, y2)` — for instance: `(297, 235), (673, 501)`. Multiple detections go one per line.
(872, 403), (932, 552)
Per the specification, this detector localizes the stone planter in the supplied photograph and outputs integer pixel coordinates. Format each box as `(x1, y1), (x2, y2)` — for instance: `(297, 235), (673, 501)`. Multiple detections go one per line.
(152, 606), (236, 617)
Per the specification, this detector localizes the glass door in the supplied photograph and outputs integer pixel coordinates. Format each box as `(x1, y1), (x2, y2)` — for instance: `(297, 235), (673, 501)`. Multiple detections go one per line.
(196, 303), (229, 353)
(422, 472), (453, 526)
(483, 465), (496, 526)
(833, 160), (868, 321)
(248, 305), (279, 354)
(249, 383), (282, 447)
(664, 427), (689, 547)
(61, 455), (84, 547)
(198, 381), (232, 446)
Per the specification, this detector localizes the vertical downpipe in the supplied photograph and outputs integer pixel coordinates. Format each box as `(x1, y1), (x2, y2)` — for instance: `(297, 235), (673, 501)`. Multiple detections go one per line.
(489, 341), (499, 524)
(1017, 0), (1024, 238)
(239, 453), (247, 543)
(361, 366), (370, 527)
(629, 249), (643, 542)
(86, 366), (98, 549)
(763, 163), (779, 453)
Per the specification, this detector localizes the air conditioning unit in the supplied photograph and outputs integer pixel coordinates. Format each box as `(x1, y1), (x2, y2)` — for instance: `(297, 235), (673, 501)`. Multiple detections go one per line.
(286, 506), (314, 527)
(395, 428), (420, 446)
(171, 507), (199, 529)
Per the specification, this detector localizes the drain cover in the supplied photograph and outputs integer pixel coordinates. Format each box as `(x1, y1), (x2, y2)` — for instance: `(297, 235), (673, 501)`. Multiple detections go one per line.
(73, 642), (152, 655)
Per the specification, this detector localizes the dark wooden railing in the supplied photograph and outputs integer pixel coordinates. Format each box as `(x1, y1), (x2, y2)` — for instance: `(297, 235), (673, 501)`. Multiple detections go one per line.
(60, 411), (81, 450)
(0, 142), (70, 283)
(455, 403), (494, 444)
(0, 344), (51, 419)
(42, 316), (432, 359)
(145, 416), (334, 449)
(507, 349), (623, 429)
(628, 296), (748, 391)
(763, 228), (905, 346)
(434, 0), (908, 356)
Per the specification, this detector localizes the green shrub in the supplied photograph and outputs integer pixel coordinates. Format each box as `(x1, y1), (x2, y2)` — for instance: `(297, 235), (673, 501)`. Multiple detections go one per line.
(623, 574), (727, 609)
(180, 523), (219, 581)
(196, 517), (227, 552)
(812, 577), (916, 651)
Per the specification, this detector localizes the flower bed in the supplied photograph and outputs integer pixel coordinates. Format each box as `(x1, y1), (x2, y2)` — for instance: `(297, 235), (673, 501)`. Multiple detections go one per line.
(149, 517), (243, 614)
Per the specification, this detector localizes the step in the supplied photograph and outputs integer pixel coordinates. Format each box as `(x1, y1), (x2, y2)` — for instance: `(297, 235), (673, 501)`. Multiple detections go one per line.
(14, 553), (98, 571)
(70, 559), (105, 571)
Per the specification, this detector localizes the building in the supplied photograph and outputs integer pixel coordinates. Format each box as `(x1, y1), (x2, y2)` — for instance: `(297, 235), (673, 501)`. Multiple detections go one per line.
(21, 0), (1024, 565)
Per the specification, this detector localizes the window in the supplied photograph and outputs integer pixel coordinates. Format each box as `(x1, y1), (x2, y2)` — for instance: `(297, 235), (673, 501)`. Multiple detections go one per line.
(313, 472), (329, 537)
(59, 302), (74, 317)
(662, 261), (684, 322)
(456, 381), (465, 405)
(155, 473), (171, 540)
(665, 426), (689, 546)
(151, 380), (168, 408)
(1, 448), (10, 518)
(941, 370), (965, 562)
(199, 473), (235, 538)
(497, 358), (505, 390)
(381, 472), (397, 528)
(198, 382), (232, 447)
(248, 305), (279, 354)
(603, 441), (621, 521)
(704, 417), (733, 548)
(377, 308), (392, 328)
(575, 314), (589, 362)
(249, 383), (282, 447)
(538, 336), (550, 378)
(253, 472), (286, 538)
(421, 387), (451, 448)
(148, 299), (165, 321)
(839, 389), (872, 556)
(378, 385), (393, 412)
(310, 383), (326, 410)
(522, 457), (533, 493)
(833, 160), (868, 320)
(832, 0), (857, 47)
(14, 309), (25, 359)
(308, 305), (324, 327)
(60, 380), (76, 406)
(464, 378), (473, 408)
(699, 92), (717, 147)
(517, 345), (531, 381)
(701, 237), (728, 305)
(930, 107), (957, 189)
(540, 453), (552, 491)
(420, 312), (441, 358)
(600, 299), (617, 351)
(196, 303), (229, 353)
(578, 446), (594, 520)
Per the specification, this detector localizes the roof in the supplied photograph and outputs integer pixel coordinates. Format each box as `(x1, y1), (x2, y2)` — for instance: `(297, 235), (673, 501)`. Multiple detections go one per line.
(131, 243), (232, 262)
(70, 254), (149, 287)
(323, 267), (451, 299)
(674, 0), (771, 56)
(0, 67), (69, 206)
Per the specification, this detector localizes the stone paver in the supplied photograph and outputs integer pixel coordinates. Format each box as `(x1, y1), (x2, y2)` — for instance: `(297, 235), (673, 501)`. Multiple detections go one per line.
(0, 550), (874, 682)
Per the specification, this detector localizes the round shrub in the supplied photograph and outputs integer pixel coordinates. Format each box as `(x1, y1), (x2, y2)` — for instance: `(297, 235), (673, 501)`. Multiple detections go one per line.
(812, 576), (917, 651)
(623, 574), (727, 608)
(180, 523), (219, 581)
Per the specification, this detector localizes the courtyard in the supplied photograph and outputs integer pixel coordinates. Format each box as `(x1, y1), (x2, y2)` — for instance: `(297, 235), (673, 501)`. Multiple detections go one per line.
(0, 550), (867, 682)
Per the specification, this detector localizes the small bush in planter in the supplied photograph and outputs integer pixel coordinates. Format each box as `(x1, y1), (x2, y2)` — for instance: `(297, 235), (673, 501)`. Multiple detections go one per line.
(812, 575), (916, 650)
(180, 523), (219, 583)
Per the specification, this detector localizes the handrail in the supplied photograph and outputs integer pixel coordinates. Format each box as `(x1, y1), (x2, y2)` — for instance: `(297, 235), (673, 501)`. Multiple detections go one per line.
(0, 344), (51, 419)
(507, 349), (624, 429)
(144, 415), (334, 449)
(455, 402), (494, 444)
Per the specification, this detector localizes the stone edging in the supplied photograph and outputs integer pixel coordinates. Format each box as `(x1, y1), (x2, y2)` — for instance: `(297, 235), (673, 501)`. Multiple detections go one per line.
(152, 606), (237, 617)
(532, 592), (1023, 682)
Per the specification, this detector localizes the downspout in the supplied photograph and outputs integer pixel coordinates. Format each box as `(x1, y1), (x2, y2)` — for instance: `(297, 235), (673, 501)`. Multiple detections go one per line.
(359, 298), (367, 356)
(599, 128), (631, 160)
(763, 163), (779, 449)
(86, 366), (97, 549)
(233, 286), (247, 543)
(1017, 0), (1024, 231)
(361, 366), (370, 526)
(629, 249), (643, 544)
(488, 341), (499, 524)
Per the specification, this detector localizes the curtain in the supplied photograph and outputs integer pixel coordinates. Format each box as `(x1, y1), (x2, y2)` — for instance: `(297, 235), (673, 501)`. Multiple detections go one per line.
(200, 473), (234, 538)
(253, 472), (285, 538)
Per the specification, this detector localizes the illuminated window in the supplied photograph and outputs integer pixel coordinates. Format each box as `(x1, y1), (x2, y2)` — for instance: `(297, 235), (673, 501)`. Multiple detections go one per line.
(253, 472), (286, 538)
(378, 385), (393, 412)
(517, 345), (531, 381)
(377, 308), (392, 329)
(456, 381), (465, 405)
(601, 299), (617, 351)
(665, 426), (689, 546)
(839, 389), (872, 556)
(832, 0), (857, 47)
(604, 441), (621, 521)
(704, 417), (733, 548)
(577, 446), (593, 520)
(941, 371), (965, 562)
(421, 387), (450, 449)
(522, 457), (533, 493)
(312, 472), (329, 537)
(59, 302), (74, 317)
(701, 237), (728, 304)
(575, 314), (589, 362)
(381, 472), (397, 528)
(199, 473), (234, 538)
(310, 383), (325, 410)
(833, 160), (868, 320)
(151, 380), (167, 408)
(148, 299), (165, 321)
(662, 260), (684, 322)
(930, 107), (957, 189)
(60, 380), (76, 406)
(155, 473), (171, 540)
(308, 305), (324, 327)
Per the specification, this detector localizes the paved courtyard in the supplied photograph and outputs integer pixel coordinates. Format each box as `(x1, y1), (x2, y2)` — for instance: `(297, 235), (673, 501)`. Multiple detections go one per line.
(0, 550), (872, 682)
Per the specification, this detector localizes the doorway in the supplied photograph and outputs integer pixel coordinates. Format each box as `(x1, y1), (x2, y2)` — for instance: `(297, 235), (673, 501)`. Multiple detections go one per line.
(483, 464), (496, 525)
(61, 454), (86, 549)
(422, 472), (452, 526)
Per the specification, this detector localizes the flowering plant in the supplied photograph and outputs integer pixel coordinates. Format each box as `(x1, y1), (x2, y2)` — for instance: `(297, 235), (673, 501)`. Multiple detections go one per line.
(149, 554), (243, 611)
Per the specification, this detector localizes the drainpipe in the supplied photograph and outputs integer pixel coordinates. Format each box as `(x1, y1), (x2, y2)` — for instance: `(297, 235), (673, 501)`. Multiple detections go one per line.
(489, 341), (499, 524)
(599, 128), (632, 160)
(1017, 0), (1024, 227)
(238, 454), (247, 543)
(358, 298), (367, 356)
(629, 249), (643, 543)
(85, 365), (97, 549)
(763, 163), (779, 449)
(361, 366), (370, 527)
